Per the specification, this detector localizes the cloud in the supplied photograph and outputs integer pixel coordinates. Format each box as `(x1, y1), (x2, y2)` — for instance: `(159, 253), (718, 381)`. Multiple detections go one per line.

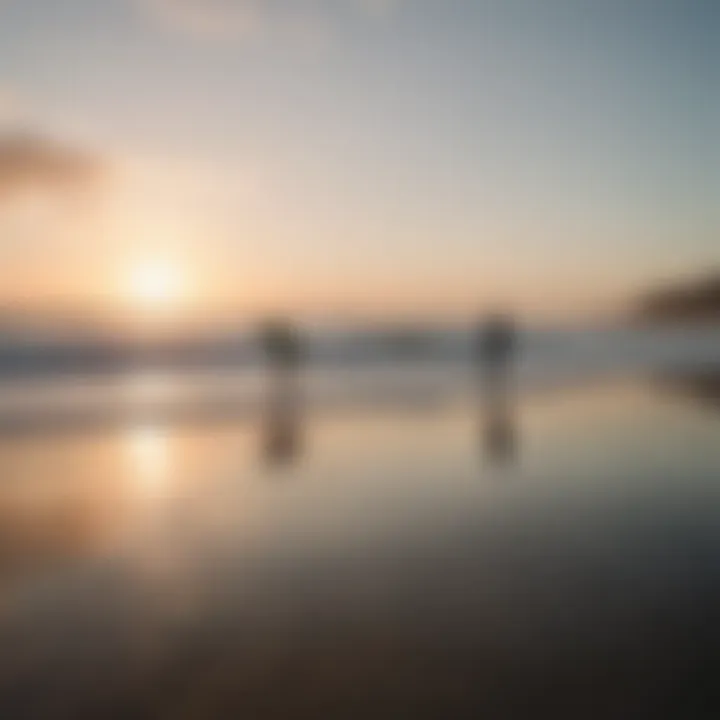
(0, 86), (26, 127)
(141, 0), (262, 39)
(138, 0), (402, 42)
(0, 133), (104, 202)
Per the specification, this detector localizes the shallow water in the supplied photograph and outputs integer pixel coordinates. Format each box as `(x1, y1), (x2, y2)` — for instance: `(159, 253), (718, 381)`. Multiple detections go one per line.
(0, 370), (719, 718)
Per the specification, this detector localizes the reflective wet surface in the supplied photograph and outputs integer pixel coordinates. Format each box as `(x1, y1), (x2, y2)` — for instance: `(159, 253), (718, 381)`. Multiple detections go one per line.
(0, 371), (719, 718)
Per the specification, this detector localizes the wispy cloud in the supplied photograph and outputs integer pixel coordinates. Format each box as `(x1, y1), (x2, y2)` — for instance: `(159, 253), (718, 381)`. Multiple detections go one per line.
(0, 133), (103, 202)
(137, 0), (402, 43)
(141, 0), (262, 39)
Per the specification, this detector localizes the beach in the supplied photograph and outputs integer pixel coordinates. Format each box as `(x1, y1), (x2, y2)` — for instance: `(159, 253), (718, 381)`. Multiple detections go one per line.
(0, 331), (718, 717)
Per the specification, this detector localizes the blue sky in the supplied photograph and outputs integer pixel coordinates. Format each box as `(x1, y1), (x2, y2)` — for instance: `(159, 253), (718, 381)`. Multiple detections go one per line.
(0, 0), (717, 321)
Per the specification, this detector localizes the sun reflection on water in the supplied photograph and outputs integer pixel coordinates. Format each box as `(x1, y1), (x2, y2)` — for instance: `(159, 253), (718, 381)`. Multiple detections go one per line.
(126, 425), (171, 498)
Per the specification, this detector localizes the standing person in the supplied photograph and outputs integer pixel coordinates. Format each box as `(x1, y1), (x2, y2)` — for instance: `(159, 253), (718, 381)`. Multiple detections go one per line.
(259, 318), (304, 372)
(474, 313), (518, 466)
(475, 313), (517, 377)
(258, 318), (304, 467)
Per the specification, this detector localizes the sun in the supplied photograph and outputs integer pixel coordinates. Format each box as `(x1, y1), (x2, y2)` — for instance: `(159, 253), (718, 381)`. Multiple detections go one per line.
(125, 259), (184, 312)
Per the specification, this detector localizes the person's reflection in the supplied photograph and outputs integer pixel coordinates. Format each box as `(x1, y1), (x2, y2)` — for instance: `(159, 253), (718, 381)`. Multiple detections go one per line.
(482, 393), (517, 466)
(474, 314), (519, 467)
(259, 319), (304, 469)
(263, 381), (303, 467)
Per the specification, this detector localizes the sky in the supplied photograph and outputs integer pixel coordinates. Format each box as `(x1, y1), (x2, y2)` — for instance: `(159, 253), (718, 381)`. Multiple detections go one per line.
(0, 0), (717, 326)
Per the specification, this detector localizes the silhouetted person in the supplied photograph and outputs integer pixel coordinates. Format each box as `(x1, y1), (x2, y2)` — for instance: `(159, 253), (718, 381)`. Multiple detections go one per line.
(474, 313), (517, 375)
(258, 318), (304, 468)
(474, 313), (519, 467)
(259, 318), (304, 373)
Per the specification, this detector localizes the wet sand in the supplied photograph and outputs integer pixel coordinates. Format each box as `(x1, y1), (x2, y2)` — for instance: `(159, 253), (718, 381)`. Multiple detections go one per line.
(0, 378), (719, 718)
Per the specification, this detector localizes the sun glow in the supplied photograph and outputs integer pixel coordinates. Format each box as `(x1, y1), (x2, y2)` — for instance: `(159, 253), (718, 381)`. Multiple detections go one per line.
(125, 259), (185, 313)
(126, 425), (170, 498)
